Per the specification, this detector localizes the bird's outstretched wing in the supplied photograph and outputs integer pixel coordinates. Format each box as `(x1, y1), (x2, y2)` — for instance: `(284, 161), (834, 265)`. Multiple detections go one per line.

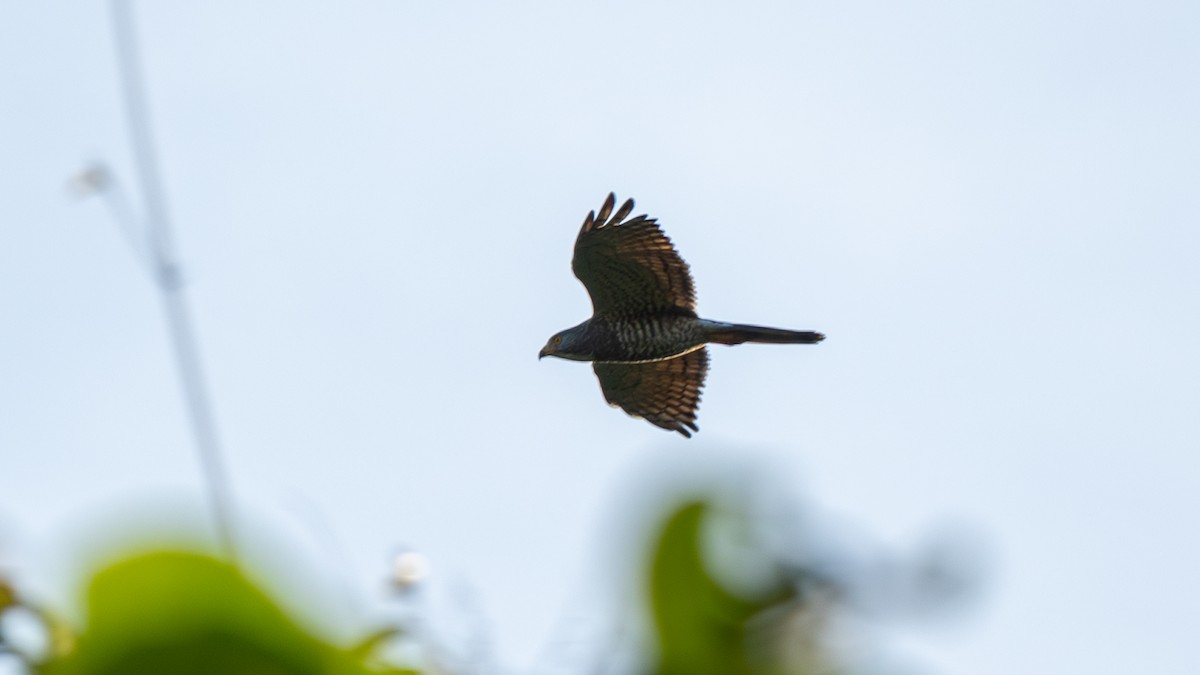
(592, 347), (708, 437)
(572, 193), (696, 317)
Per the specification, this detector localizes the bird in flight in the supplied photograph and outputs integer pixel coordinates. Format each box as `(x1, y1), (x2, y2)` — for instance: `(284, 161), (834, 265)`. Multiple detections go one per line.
(539, 193), (824, 437)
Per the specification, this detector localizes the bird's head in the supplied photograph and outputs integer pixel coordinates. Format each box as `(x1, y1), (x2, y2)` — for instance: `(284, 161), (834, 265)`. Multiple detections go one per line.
(539, 324), (592, 361)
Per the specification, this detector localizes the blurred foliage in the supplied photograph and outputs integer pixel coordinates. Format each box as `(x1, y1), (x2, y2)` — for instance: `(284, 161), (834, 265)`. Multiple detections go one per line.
(649, 501), (836, 675)
(0, 490), (944, 674)
(35, 551), (416, 675)
(0, 576), (16, 611)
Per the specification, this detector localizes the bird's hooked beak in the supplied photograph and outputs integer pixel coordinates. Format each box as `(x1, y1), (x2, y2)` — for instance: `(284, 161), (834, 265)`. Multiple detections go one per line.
(538, 346), (549, 360)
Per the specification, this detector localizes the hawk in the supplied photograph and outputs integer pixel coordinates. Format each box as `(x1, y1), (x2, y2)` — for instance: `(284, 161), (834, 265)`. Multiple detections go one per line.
(539, 193), (824, 437)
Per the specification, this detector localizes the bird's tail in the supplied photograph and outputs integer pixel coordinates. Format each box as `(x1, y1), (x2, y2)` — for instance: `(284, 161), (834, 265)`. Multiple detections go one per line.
(702, 320), (825, 345)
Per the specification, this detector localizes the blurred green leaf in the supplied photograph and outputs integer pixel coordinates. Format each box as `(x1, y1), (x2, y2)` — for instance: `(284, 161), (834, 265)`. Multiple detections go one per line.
(39, 550), (418, 675)
(0, 576), (16, 610)
(649, 501), (796, 675)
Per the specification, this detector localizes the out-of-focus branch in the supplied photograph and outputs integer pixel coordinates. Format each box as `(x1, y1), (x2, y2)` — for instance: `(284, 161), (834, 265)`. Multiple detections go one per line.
(103, 0), (237, 560)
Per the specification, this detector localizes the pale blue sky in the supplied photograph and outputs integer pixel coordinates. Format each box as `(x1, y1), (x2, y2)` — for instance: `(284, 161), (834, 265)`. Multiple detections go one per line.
(2, 2), (1199, 673)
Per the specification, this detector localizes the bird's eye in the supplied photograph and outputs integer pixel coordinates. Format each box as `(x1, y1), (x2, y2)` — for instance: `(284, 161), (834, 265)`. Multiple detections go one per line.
(553, 336), (563, 345)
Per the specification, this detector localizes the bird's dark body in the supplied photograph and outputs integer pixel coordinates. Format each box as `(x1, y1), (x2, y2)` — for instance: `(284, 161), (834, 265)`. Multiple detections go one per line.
(576, 311), (706, 363)
(540, 193), (823, 436)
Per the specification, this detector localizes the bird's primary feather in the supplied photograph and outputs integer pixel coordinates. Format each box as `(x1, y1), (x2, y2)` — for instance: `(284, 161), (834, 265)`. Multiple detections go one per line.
(593, 347), (709, 438)
(572, 194), (697, 317)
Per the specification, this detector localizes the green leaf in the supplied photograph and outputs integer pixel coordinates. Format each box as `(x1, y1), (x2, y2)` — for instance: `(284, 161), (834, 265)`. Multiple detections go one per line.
(39, 550), (417, 675)
(648, 501), (794, 675)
